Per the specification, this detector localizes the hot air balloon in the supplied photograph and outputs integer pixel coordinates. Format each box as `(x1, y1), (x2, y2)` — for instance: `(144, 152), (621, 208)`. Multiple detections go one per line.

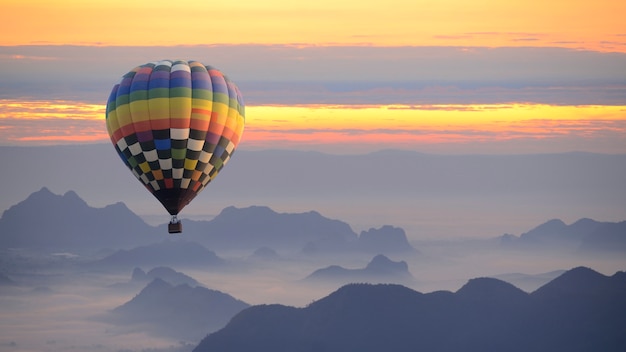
(105, 60), (245, 233)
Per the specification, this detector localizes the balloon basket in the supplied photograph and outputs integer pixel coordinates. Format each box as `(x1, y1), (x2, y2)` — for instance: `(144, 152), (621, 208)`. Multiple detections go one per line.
(168, 217), (182, 234)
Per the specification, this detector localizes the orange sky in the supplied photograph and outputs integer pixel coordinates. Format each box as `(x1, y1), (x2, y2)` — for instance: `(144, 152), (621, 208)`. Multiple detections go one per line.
(1, 0), (625, 51)
(1, 0), (625, 153)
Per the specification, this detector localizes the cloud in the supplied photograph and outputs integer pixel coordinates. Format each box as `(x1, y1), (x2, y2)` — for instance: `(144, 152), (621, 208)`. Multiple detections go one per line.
(0, 117), (108, 145)
(0, 54), (59, 61)
(0, 45), (624, 153)
(0, 45), (624, 106)
(0, 99), (103, 120)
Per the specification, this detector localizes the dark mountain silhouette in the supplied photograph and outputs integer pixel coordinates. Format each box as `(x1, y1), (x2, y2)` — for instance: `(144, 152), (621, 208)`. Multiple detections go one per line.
(194, 266), (626, 352)
(131, 266), (201, 287)
(102, 278), (250, 342)
(532, 266), (626, 299)
(528, 267), (626, 351)
(305, 254), (414, 284)
(356, 225), (418, 253)
(0, 187), (155, 251)
(456, 276), (528, 301)
(500, 217), (626, 252)
(92, 240), (223, 270)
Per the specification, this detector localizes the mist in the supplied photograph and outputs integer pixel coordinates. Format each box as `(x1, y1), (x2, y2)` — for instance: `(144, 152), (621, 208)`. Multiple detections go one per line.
(1, 146), (625, 351)
(2, 217), (624, 351)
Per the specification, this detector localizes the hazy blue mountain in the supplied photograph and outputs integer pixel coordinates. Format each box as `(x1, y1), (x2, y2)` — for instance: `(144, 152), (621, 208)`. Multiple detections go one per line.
(3, 145), (625, 242)
(3, 187), (623, 257)
(91, 240), (224, 270)
(1, 189), (381, 254)
(305, 254), (414, 284)
(579, 220), (626, 252)
(500, 217), (626, 252)
(0, 187), (155, 251)
(356, 225), (417, 253)
(520, 218), (604, 243)
(103, 278), (250, 342)
(131, 266), (201, 287)
(173, 205), (359, 252)
(194, 267), (626, 352)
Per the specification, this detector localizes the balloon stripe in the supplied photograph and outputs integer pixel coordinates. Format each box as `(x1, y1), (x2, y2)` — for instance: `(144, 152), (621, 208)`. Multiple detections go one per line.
(105, 59), (244, 216)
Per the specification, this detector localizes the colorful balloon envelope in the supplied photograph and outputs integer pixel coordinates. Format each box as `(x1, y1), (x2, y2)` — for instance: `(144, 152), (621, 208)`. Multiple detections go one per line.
(105, 60), (245, 232)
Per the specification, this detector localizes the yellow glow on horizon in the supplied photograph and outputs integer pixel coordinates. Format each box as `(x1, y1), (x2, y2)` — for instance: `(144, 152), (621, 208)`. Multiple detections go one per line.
(246, 104), (626, 131)
(1, 0), (625, 52)
(1, 99), (625, 152)
(241, 104), (626, 152)
(0, 99), (104, 120)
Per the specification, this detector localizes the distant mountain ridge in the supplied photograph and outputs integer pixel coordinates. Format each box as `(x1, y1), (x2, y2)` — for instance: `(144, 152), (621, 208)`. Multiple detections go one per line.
(501, 217), (626, 252)
(356, 225), (417, 253)
(103, 278), (250, 342)
(182, 205), (358, 252)
(194, 266), (626, 352)
(92, 240), (224, 270)
(305, 254), (414, 284)
(0, 188), (418, 254)
(131, 266), (201, 287)
(0, 187), (155, 250)
(0, 188), (623, 256)
(2, 145), (625, 243)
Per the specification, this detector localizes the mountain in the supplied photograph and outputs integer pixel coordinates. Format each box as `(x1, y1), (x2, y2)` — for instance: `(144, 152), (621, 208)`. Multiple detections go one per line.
(491, 270), (566, 292)
(532, 266), (626, 299)
(527, 267), (626, 351)
(4, 145), (625, 245)
(0, 187), (155, 251)
(131, 266), (201, 287)
(0, 188), (361, 253)
(92, 240), (224, 270)
(500, 217), (626, 252)
(456, 276), (528, 301)
(305, 254), (414, 284)
(194, 267), (626, 352)
(1, 189), (392, 254)
(181, 206), (358, 252)
(579, 220), (626, 252)
(520, 218), (603, 244)
(103, 278), (250, 342)
(4, 187), (623, 257)
(356, 225), (417, 253)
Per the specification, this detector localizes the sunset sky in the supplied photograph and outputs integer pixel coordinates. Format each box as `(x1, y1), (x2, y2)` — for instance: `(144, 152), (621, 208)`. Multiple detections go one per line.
(1, 0), (625, 154)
